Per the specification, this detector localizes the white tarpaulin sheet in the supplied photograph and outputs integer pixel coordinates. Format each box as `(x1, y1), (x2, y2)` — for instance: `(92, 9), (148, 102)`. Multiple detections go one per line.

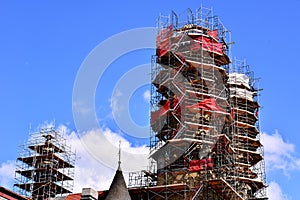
(229, 87), (253, 101)
(228, 73), (250, 89)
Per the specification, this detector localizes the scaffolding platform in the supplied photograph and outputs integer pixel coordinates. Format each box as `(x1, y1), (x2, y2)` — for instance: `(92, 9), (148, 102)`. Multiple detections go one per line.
(131, 6), (268, 200)
(14, 126), (75, 199)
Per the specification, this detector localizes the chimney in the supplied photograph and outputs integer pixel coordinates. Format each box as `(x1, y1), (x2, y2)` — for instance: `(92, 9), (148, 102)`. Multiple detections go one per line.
(81, 188), (98, 200)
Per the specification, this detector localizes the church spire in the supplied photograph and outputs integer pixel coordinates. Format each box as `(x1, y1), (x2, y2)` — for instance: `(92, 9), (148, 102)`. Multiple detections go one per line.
(118, 140), (121, 171)
(104, 141), (131, 200)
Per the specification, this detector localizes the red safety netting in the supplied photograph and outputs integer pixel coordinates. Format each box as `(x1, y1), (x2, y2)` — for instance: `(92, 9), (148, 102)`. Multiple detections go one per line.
(230, 108), (235, 120)
(191, 36), (223, 54)
(188, 158), (214, 172)
(156, 25), (173, 57)
(157, 27), (223, 58)
(187, 98), (225, 113)
(207, 30), (218, 40)
(151, 98), (179, 124)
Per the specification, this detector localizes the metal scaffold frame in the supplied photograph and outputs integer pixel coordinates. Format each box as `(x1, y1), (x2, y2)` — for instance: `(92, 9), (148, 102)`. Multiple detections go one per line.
(14, 126), (75, 200)
(129, 6), (267, 200)
(228, 59), (267, 199)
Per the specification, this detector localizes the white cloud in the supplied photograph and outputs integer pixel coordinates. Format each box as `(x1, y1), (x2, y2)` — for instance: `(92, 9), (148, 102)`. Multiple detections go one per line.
(261, 131), (300, 199)
(262, 131), (300, 176)
(0, 160), (15, 189)
(73, 101), (93, 116)
(267, 181), (289, 200)
(110, 90), (123, 118)
(65, 125), (149, 192)
(143, 90), (151, 102)
(67, 130), (114, 192)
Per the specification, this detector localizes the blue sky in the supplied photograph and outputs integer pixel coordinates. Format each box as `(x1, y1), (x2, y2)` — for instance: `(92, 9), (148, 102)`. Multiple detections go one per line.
(1, 1), (300, 199)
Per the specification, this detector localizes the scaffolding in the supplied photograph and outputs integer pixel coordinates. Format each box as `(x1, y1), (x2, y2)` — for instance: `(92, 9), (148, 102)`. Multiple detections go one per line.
(128, 6), (267, 200)
(14, 126), (75, 200)
(228, 59), (267, 199)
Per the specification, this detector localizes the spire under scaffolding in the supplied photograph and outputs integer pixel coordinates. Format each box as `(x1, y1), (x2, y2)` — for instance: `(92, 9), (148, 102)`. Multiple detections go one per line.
(129, 6), (267, 200)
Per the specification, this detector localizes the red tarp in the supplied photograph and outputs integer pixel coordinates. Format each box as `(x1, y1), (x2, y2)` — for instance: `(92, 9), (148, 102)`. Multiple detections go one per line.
(255, 108), (259, 117)
(151, 98), (179, 124)
(156, 25), (173, 43)
(156, 25), (173, 57)
(207, 30), (218, 40)
(230, 108), (235, 120)
(188, 158), (214, 172)
(156, 27), (223, 57)
(191, 36), (223, 54)
(156, 39), (170, 57)
(187, 98), (225, 113)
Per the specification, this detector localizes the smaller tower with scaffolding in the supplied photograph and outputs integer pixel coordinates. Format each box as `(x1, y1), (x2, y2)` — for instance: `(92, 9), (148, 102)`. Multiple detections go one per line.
(14, 126), (75, 199)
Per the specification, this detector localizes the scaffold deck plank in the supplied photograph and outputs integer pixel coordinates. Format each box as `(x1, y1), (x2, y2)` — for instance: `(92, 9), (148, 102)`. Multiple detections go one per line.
(207, 178), (244, 200)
